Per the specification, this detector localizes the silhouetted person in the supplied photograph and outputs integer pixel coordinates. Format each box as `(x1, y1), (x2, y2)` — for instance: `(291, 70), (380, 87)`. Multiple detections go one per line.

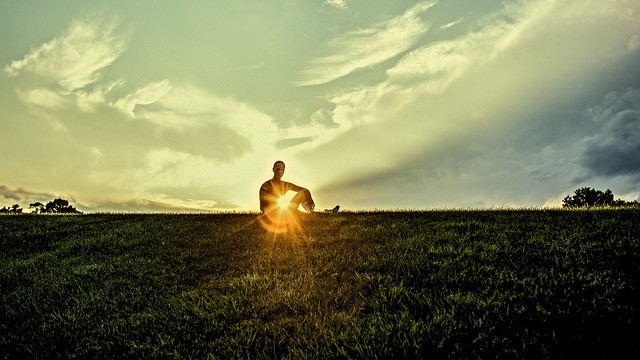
(260, 161), (315, 214)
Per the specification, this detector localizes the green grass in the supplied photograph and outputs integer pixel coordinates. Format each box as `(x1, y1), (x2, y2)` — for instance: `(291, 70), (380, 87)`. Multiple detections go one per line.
(1, 210), (639, 359)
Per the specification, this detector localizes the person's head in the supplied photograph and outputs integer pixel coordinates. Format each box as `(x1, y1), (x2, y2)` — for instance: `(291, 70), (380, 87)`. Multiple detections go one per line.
(272, 160), (285, 180)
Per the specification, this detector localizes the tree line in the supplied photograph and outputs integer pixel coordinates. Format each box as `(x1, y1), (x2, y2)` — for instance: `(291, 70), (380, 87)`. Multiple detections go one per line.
(0, 198), (82, 214)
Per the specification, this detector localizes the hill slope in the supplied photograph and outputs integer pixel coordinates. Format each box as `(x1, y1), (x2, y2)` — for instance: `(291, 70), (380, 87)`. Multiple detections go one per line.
(1, 210), (639, 358)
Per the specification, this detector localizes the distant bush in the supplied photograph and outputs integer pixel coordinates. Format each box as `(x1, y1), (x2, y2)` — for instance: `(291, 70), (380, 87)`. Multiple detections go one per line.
(2, 198), (82, 214)
(562, 187), (639, 208)
(0, 204), (22, 214)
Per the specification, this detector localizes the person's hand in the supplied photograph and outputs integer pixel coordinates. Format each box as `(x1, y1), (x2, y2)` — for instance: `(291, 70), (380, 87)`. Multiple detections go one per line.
(303, 201), (315, 212)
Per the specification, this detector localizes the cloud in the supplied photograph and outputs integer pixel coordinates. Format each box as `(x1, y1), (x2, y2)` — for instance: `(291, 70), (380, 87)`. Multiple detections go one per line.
(629, 34), (640, 52)
(386, 0), (559, 94)
(440, 17), (463, 30)
(294, 0), (571, 186)
(128, 84), (279, 166)
(581, 88), (640, 178)
(299, 0), (565, 148)
(4, 14), (127, 92)
(70, 83), (279, 208)
(314, 141), (564, 209)
(275, 136), (317, 150)
(304, 0), (640, 208)
(1, 185), (52, 202)
(4, 1), (639, 212)
(115, 80), (171, 116)
(0, 185), (69, 207)
(585, 87), (640, 124)
(9, 28), (277, 163)
(81, 196), (239, 213)
(297, 1), (436, 86)
(16, 88), (68, 109)
(85, 83), (280, 208)
(326, 0), (348, 10)
(3, 13), (283, 211)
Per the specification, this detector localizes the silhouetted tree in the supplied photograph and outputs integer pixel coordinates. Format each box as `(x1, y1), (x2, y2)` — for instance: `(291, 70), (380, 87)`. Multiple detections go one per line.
(42, 198), (82, 214)
(613, 199), (640, 207)
(29, 202), (44, 214)
(562, 187), (638, 208)
(0, 204), (23, 214)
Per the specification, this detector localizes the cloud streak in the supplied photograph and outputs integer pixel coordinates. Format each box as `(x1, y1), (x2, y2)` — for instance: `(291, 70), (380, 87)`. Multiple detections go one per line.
(326, 0), (348, 10)
(440, 17), (463, 30)
(297, 1), (436, 86)
(115, 80), (171, 116)
(81, 196), (239, 213)
(4, 14), (127, 92)
(386, 0), (558, 94)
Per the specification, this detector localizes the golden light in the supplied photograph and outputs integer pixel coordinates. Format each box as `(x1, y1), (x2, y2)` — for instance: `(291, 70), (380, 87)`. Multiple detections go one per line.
(257, 192), (306, 234)
(258, 194), (305, 234)
(277, 195), (289, 210)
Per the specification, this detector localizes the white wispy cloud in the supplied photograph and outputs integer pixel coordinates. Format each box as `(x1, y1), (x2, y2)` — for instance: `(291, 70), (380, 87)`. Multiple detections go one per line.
(133, 84), (278, 149)
(297, 1), (437, 86)
(326, 0), (348, 10)
(115, 80), (171, 116)
(440, 17), (463, 30)
(4, 14), (127, 92)
(16, 88), (68, 109)
(386, 0), (557, 94)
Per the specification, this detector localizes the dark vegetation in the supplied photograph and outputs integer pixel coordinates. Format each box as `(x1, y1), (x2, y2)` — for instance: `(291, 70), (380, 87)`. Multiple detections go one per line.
(562, 187), (639, 208)
(0, 204), (23, 214)
(1, 209), (639, 359)
(0, 198), (81, 214)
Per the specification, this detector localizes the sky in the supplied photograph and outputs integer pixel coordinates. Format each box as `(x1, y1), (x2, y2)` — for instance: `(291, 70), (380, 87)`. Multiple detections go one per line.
(1, 0), (640, 212)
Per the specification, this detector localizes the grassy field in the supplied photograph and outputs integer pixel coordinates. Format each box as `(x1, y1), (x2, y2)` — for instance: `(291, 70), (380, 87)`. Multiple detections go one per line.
(1, 209), (639, 359)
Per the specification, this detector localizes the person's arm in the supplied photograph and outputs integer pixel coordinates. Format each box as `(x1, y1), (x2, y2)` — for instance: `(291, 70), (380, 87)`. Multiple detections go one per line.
(287, 182), (304, 193)
(259, 183), (270, 213)
(287, 182), (315, 208)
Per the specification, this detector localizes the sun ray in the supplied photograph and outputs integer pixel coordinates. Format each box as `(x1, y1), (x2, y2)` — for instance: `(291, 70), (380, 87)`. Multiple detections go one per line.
(277, 195), (289, 210)
(258, 195), (305, 235)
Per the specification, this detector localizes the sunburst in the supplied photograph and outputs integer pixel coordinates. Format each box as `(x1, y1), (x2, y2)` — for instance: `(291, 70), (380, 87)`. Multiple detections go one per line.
(258, 198), (304, 235)
(277, 195), (289, 210)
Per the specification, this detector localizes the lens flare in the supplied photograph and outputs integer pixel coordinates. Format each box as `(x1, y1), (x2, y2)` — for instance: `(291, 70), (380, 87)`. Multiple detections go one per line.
(258, 207), (302, 233)
(277, 196), (289, 210)
(258, 193), (304, 234)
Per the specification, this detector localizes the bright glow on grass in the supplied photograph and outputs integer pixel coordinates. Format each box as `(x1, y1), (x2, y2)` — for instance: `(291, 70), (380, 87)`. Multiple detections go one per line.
(258, 208), (303, 234)
(277, 196), (289, 210)
(258, 193), (304, 234)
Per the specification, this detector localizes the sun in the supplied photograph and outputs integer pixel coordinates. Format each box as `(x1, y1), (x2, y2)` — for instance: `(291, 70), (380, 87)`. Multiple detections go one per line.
(258, 194), (304, 234)
(277, 195), (289, 210)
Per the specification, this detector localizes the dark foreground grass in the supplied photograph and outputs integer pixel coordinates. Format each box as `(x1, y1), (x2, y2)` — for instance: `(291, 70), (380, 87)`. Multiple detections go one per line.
(1, 210), (639, 359)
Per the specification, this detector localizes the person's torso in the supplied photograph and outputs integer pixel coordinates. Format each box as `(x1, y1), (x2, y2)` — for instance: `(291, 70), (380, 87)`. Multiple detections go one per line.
(264, 180), (289, 197)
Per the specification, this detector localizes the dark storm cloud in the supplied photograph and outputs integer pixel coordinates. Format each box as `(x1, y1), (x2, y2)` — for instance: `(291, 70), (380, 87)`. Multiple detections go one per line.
(0, 185), (56, 203)
(581, 88), (640, 177)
